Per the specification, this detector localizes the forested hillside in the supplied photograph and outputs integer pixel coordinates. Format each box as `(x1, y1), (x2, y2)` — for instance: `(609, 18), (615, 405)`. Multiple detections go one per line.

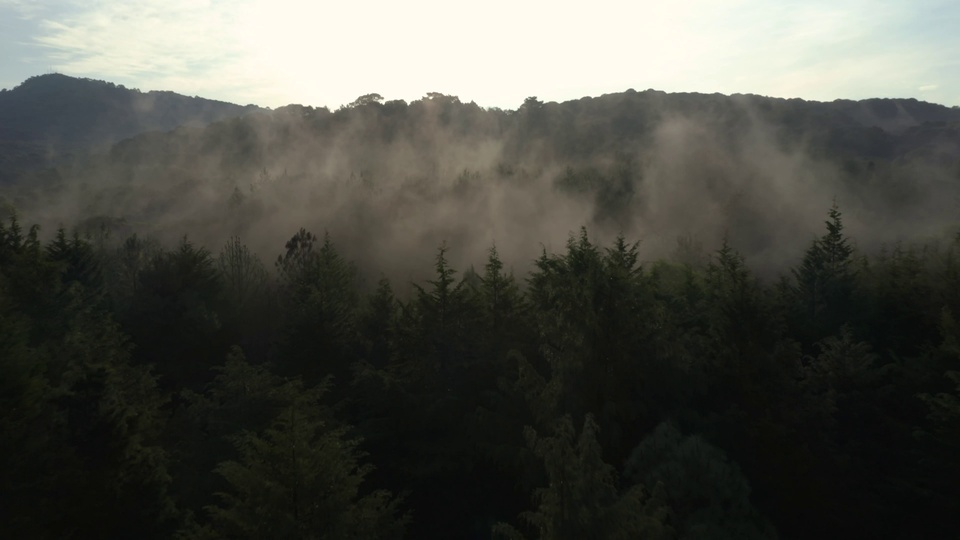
(2, 206), (959, 538)
(0, 74), (261, 184)
(4, 88), (960, 281)
(2, 79), (960, 538)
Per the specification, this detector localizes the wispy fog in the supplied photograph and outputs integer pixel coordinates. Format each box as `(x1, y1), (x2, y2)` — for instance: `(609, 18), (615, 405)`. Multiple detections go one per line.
(9, 90), (960, 285)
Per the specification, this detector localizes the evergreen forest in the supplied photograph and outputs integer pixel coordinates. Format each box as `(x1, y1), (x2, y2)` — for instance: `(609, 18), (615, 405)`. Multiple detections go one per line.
(2, 75), (960, 539)
(2, 203), (960, 539)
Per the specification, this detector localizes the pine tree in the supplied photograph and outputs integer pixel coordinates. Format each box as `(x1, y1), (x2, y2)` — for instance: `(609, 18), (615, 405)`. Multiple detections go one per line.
(0, 271), (55, 538)
(525, 229), (661, 462)
(179, 349), (407, 539)
(125, 237), (225, 390)
(405, 243), (477, 384)
(0, 254), (177, 538)
(355, 278), (396, 368)
(200, 358), (406, 539)
(216, 236), (275, 359)
(911, 310), (960, 536)
(792, 202), (857, 344)
(494, 415), (671, 540)
(51, 313), (177, 538)
(105, 233), (161, 313)
(206, 404), (406, 540)
(217, 236), (268, 312)
(625, 422), (777, 539)
(701, 239), (787, 416)
(46, 227), (104, 295)
(478, 245), (522, 335)
(275, 229), (359, 383)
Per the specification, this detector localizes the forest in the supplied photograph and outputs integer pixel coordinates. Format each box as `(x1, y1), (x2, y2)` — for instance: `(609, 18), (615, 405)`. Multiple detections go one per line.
(5, 76), (960, 284)
(2, 203), (959, 539)
(1, 75), (960, 538)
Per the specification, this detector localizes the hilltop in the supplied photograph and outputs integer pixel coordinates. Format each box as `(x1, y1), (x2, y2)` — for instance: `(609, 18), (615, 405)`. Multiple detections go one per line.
(0, 73), (262, 183)
(1, 78), (959, 277)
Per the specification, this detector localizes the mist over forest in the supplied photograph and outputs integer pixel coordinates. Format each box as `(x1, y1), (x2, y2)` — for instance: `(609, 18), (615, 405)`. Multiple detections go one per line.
(2, 74), (960, 539)
(5, 74), (960, 283)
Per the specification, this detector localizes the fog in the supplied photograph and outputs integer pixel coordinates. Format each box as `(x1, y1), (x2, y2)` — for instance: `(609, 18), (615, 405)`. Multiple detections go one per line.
(8, 90), (960, 287)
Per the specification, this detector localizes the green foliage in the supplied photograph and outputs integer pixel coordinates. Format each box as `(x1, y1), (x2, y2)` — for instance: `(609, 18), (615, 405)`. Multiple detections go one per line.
(275, 229), (359, 382)
(477, 245), (523, 334)
(496, 415), (671, 540)
(0, 231), (176, 538)
(804, 327), (883, 401)
(348, 93), (385, 108)
(791, 202), (857, 343)
(124, 237), (224, 389)
(205, 400), (406, 539)
(218, 236), (267, 309)
(698, 240), (791, 416)
(51, 313), (177, 537)
(625, 423), (776, 539)
(399, 243), (478, 385)
(358, 277), (398, 368)
(912, 310), (960, 532)
(46, 227), (104, 296)
(176, 348), (406, 539)
(526, 228), (609, 416)
(860, 242), (939, 355)
(5, 211), (960, 538)
(527, 229), (670, 462)
(103, 233), (161, 311)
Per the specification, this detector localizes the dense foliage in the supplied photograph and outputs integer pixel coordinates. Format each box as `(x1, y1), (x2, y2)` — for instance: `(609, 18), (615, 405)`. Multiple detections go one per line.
(2, 204), (959, 539)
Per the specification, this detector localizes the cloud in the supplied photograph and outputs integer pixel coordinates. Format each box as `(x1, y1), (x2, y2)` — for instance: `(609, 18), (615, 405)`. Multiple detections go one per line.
(30, 0), (276, 103)
(919, 84), (939, 92)
(0, 0), (47, 20)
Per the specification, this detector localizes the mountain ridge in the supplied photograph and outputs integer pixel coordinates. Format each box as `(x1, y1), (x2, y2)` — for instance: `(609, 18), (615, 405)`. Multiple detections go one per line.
(0, 73), (263, 183)
(3, 74), (960, 280)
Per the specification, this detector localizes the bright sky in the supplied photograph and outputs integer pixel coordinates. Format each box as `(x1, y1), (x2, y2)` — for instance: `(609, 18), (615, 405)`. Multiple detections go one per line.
(1, 0), (958, 110)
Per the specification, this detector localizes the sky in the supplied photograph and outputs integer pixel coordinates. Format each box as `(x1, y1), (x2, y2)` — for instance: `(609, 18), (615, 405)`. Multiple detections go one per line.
(1, 0), (958, 110)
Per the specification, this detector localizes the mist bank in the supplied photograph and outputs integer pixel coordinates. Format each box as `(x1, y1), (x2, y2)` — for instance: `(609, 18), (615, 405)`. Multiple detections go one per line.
(4, 87), (960, 282)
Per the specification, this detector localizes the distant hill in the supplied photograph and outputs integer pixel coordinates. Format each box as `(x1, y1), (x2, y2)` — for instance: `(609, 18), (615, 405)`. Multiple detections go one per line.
(4, 82), (960, 278)
(0, 73), (262, 183)
(63, 88), (960, 187)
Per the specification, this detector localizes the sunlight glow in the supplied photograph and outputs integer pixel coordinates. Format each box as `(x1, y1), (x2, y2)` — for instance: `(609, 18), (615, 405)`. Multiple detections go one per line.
(0, 0), (957, 108)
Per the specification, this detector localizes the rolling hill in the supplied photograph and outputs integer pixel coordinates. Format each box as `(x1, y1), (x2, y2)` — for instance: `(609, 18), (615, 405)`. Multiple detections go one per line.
(0, 73), (262, 183)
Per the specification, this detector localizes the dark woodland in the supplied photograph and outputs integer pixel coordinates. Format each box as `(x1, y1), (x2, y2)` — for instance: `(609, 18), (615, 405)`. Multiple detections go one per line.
(1, 74), (960, 539)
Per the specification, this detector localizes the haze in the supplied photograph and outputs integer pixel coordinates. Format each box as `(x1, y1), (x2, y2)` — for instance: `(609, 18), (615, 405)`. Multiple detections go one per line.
(2, 0), (959, 109)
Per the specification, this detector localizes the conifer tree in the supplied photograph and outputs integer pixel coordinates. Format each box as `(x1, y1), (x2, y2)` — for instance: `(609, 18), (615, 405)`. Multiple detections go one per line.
(217, 236), (268, 312)
(275, 229), (359, 383)
(216, 236), (274, 359)
(625, 422), (777, 539)
(526, 229), (662, 462)
(910, 310), (960, 536)
(471, 244), (528, 388)
(403, 243), (478, 386)
(50, 312), (177, 538)
(0, 236), (177, 539)
(46, 227), (104, 295)
(792, 202), (857, 344)
(495, 415), (671, 540)
(206, 407), (405, 539)
(700, 239), (788, 415)
(358, 277), (398, 369)
(189, 351), (406, 539)
(125, 237), (224, 389)
(105, 233), (161, 313)
(478, 245), (522, 336)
